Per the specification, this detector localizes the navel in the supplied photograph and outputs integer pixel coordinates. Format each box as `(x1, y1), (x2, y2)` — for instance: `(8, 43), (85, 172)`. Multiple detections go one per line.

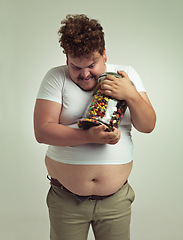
(92, 178), (96, 182)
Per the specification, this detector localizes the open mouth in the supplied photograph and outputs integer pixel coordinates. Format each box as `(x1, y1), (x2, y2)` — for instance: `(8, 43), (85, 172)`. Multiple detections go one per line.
(83, 77), (93, 82)
(80, 75), (95, 82)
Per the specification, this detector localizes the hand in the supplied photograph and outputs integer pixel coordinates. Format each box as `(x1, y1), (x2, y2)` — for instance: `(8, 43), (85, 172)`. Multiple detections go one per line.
(87, 125), (121, 145)
(100, 71), (135, 101)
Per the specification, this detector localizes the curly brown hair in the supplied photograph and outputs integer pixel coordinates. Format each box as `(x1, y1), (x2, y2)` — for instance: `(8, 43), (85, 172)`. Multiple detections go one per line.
(58, 14), (105, 58)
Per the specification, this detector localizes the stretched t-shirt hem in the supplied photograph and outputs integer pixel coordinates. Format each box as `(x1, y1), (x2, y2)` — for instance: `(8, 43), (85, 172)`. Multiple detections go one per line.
(46, 153), (133, 165)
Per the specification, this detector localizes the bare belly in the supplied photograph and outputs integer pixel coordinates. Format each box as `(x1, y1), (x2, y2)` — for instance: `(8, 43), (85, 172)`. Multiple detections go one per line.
(45, 156), (133, 196)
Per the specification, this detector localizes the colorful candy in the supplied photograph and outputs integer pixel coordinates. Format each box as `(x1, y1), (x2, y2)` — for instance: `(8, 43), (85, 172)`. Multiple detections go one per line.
(78, 72), (128, 132)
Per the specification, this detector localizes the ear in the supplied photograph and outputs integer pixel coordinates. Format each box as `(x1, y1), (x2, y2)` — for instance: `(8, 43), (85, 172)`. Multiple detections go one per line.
(103, 49), (107, 62)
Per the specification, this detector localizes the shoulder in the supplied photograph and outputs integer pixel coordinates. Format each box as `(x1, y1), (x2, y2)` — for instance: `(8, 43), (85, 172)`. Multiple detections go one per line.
(106, 63), (146, 92)
(37, 65), (70, 103)
(41, 65), (71, 88)
(106, 63), (136, 75)
(46, 65), (69, 79)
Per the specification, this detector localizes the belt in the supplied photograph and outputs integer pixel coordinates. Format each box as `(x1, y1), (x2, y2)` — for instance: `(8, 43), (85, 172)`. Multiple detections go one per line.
(48, 175), (127, 202)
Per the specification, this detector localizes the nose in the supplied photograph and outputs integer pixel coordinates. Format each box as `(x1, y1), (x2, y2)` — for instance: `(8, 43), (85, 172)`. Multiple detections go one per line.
(81, 68), (90, 78)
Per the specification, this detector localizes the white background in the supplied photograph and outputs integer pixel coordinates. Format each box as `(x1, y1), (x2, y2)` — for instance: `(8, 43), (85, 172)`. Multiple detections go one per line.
(1, 0), (183, 239)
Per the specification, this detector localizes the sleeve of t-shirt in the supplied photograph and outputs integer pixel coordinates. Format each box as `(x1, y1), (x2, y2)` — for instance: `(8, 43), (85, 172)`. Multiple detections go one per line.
(36, 68), (64, 104)
(127, 66), (146, 92)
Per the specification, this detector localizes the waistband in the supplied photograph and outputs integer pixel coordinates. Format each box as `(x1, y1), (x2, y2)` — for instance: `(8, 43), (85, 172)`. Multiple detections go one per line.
(47, 175), (127, 202)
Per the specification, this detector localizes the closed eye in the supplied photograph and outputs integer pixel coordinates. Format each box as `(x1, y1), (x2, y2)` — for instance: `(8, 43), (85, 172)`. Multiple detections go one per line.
(88, 63), (95, 68)
(72, 65), (81, 71)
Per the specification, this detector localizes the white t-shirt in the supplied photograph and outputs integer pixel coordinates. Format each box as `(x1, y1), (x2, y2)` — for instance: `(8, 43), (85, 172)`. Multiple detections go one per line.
(37, 63), (146, 165)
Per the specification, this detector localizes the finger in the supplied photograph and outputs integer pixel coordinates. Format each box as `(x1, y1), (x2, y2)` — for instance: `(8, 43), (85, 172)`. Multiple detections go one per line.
(108, 131), (117, 139)
(97, 124), (107, 131)
(112, 126), (116, 132)
(92, 124), (106, 133)
(102, 78), (121, 89)
(111, 127), (120, 138)
(100, 81), (118, 93)
(101, 79), (114, 88)
(117, 70), (127, 78)
(100, 83), (113, 91)
(109, 138), (118, 145)
(100, 89), (113, 97)
(106, 74), (116, 80)
(112, 127), (120, 134)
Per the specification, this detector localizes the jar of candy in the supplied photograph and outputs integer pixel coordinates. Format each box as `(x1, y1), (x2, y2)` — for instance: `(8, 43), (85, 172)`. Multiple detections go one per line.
(78, 72), (129, 132)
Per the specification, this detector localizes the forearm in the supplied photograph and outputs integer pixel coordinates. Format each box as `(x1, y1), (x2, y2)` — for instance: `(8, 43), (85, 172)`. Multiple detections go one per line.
(35, 123), (89, 146)
(127, 90), (156, 133)
(35, 122), (121, 147)
(99, 70), (156, 133)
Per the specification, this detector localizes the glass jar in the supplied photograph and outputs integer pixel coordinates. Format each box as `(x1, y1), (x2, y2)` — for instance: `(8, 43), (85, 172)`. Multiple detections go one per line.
(78, 72), (129, 132)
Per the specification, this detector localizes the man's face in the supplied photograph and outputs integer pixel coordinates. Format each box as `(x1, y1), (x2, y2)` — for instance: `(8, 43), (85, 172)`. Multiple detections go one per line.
(67, 50), (107, 91)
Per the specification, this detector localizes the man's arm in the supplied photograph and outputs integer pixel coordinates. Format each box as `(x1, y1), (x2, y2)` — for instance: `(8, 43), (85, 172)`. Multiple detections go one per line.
(34, 99), (121, 146)
(100, 71), (156, 133)
(126, 91), (156, 133)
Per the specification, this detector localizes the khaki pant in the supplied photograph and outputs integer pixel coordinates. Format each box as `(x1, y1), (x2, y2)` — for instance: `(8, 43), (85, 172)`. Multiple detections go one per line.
(46, 182), (135, 240)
